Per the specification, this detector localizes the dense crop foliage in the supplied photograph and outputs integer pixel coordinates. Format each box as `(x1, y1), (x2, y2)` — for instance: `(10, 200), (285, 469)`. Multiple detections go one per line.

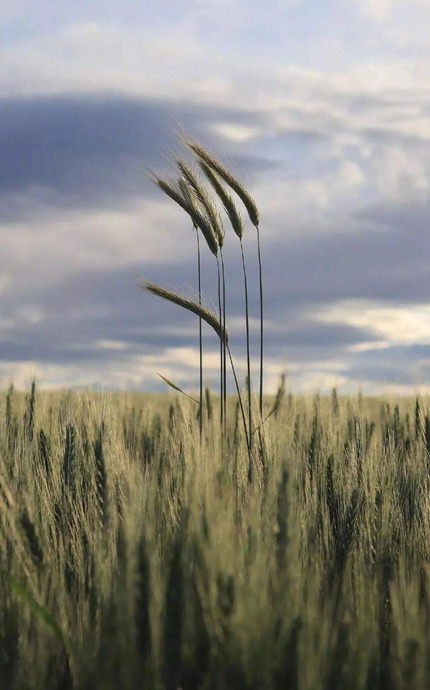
(1, 383), (430, 689)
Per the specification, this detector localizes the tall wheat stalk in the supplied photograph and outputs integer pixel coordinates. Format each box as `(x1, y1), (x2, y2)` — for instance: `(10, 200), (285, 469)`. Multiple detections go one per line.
(216, 254), (224, 431)
(192, 157), (253, 445)
(220, 247), (227, 437)
(176, 160), (226, 432)
(239, 236), (252, 451)
(147, 170), (219, 435)
(194, 223), (203, 442)
(139, 281), (250, 451)
(179, 133), (263, 423)
(176, 176), (208, 437)
(145, 134), (263, 457)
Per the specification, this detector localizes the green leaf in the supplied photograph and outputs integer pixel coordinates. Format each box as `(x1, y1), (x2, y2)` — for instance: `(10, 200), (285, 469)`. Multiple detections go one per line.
(157, 373), (199, 405)
(1, 569), (65, 642)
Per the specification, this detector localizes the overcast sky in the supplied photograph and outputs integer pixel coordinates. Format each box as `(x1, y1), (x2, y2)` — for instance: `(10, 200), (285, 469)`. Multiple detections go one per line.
(1, 0), (430, 395)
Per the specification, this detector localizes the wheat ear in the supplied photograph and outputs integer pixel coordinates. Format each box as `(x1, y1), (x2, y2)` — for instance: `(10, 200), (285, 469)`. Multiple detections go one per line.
(140, 281), (228, 345)
(175, 159), (225, 248)
(146, 170), (218, 257)
(178, 134), (264, 417)
(197, 160), (244, 239)
(176, 163), (225, 428)
(178, 135), (260, 228)
(195, 156), (251, 442)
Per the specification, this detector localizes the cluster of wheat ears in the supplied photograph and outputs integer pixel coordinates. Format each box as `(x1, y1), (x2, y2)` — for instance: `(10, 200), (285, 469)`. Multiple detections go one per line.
(140, 128), (280, 458)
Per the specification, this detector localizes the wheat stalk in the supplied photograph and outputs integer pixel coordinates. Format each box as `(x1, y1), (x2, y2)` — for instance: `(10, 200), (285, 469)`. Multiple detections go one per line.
(178, 133), (259, 228)
(145, 134), (263, 455)
(146, 170), (218, 257)
(140, 281), (227, 345)
(179, 131), (264, 419)
(196, 159), (245, 435)
(197, 159), (244, 239)
(175, 163), (226, 431)
(195, 154), (252, 446)
(175, 159), (225, 248)
(141, 280), (250, 450)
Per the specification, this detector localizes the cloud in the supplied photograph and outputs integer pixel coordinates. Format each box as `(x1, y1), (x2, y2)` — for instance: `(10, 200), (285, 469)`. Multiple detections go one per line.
(360, 0), (392, 19)
(1, 218), (427, 394)
(315, 301), (430, 346)
(348, 0), (430, 21)
(1, 1), (430, 393)
(210, 122), (264, 143)
(0, 93), (274, 223)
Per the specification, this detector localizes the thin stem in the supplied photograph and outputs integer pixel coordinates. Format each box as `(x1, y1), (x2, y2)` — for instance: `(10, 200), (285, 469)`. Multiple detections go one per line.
(216, 255), (224, 432)
(196, 225), (203, 443)
(220, 248), (227, 438)
(226, 344), (250, 456)
(240, 238), (252, 453)
(257, 225), (264, 418)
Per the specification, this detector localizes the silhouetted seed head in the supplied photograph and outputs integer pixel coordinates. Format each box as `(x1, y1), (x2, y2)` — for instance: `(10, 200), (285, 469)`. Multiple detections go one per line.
(25, 379), (36, 442)
(205, 386), (213, 421)
(94, 429), (108, 531)
(192, 212), (219, 256)
(147, 170), (218, 255)
(176, 177), (219, 254)
(62, 423), (76, 494)
(140, 281), (228, 345)
(198, 160), (244, 239)
(179, 134), (260, 228)
(38, 429), (52, 479)
(175, 159), (225, 248)
(177, 177), (199, 219)
(20, 508), (44, 568)
(146, 170), (191, 215)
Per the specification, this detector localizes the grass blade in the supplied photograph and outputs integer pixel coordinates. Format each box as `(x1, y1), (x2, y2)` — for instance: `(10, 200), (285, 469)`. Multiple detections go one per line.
(157, 373), (199, 405)
(1, 570), (65, 643)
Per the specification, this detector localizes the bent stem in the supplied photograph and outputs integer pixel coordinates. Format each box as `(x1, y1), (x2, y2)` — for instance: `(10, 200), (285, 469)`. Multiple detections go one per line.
(196, 224), (203, 442)
(257, 225), (264, 418)
(240, 238), (252, 454)
(220, 248), (227, 438)
(216, 255), (224, 433)
(226, 344), (250, 457)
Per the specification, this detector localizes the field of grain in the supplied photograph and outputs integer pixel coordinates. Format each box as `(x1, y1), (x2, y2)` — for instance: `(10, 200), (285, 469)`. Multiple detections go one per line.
(1, 383), (430, 689)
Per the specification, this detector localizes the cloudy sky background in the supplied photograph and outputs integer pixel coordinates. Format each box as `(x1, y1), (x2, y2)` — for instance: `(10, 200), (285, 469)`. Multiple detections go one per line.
(1, 0), (430, 394)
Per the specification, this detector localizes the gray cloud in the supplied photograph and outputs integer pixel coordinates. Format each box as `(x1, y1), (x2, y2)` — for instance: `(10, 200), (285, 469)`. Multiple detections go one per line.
(1, 212), (425, 389)
(263, 203), (430, 307)
(1, 33), (430, 392)
(0, 93), (274, 222)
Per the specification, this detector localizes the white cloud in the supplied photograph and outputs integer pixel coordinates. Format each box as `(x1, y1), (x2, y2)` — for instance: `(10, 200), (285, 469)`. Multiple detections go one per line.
(0, 198), (194, 290)
(3, 353), (428, 396)
(347, 340), (391, 353)
(360, 0), (392, 19)
(94, 340), (130, 351)
(350, 0), (430, 21)
(288, 370), (350, 394)
(0, 307), (46, 334)
(315, 300), (430, 345)
(0, 346), (241, 392)
(210, 123), (263, 143)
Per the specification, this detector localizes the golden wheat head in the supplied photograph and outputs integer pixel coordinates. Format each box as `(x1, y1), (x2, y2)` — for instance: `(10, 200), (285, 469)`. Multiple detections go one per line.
(147, 169), (218, 256)
(175, 159), (225, 248)
(197, 159), (244, 239)
(177, 133), (260, 229)
(140, 280), (228, 345)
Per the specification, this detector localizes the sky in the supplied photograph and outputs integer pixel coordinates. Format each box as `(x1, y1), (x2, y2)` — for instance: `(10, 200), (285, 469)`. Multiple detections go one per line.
(1, 0), (430, 395)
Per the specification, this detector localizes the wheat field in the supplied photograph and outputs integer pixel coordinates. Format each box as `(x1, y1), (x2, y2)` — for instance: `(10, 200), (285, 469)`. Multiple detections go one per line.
(1, 383), (430, 689)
